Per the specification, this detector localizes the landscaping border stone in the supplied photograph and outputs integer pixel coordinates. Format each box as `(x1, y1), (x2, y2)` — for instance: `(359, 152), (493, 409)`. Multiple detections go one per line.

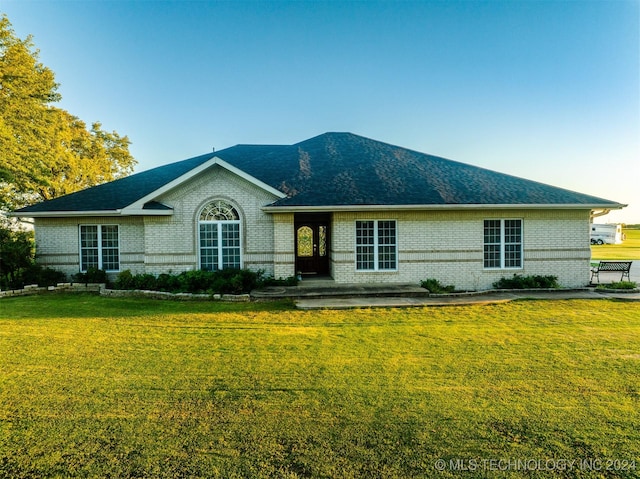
(0, 283), (250, 301)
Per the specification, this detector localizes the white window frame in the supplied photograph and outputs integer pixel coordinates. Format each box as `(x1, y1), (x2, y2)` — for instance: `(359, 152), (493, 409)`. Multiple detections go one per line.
(483, 219), (523, 270)
(355, 219), (398, 272)
(198, 201), (242, 271)
(79, 224), (120, 272)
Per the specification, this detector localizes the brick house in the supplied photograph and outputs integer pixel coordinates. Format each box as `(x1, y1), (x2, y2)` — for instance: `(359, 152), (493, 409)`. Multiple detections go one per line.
(12, 133), (625, 290)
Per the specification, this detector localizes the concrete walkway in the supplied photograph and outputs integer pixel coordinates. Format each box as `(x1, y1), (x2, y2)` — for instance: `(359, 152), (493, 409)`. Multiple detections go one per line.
(294, 289), (640, 310)
(251, 277), (640, 310)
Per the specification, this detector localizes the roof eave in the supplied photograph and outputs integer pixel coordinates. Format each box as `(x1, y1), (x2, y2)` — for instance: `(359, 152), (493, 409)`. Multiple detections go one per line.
(8, 210), (124, 218)
(9, 209), (175, 218)
(262, 203), (627, 213)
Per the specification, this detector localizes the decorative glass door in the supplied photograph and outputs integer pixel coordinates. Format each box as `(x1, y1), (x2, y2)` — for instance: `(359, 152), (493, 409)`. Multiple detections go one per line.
(294, 214), (330, 275)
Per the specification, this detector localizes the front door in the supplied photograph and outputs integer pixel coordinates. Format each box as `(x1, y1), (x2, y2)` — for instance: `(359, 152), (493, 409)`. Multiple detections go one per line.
(295, 214), (330, 276)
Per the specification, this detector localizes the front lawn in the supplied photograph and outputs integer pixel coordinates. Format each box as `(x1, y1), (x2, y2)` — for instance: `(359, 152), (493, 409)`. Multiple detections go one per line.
(591, 228), (640, 260)
(1, 296), (639, 477)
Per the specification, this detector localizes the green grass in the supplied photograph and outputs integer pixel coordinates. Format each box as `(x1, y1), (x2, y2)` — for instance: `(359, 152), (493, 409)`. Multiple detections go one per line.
(591, 228), (640, 260)
(1, 295), (640, 478)
(596, 281), (638, 290)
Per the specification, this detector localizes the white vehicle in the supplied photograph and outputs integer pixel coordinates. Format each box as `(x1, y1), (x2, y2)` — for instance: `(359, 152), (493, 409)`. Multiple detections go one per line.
(590, 223), (623, 245)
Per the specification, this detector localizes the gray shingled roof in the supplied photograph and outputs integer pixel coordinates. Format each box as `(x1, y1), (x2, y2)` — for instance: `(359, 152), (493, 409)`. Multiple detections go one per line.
(15, 152), (216, 213)
(15, 132), (622, 214)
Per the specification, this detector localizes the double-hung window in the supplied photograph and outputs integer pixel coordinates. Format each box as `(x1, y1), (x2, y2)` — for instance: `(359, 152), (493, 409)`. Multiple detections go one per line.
(79, 225), (120, 272)
(199, 200), (242, 271)
(355, 220), (397, 271)
(483, 219), (522, 269)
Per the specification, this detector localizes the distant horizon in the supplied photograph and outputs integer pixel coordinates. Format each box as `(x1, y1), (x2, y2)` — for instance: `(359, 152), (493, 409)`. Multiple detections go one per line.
(2, 0), (638, 222)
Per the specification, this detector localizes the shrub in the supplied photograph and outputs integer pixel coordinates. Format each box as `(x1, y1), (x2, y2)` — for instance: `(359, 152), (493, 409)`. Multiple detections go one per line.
(493, 274), (560, 289)
(133, 273), (158, 291)
(596, 281), (637, 290)
(156, 273), (180, 292)
(20, 264), (67, 287)
(1, 264), (66, 289)
(420, 278), (455, 294)
(177, 270), (215, 293)
(111, 269), (263, 295)
(258, 275), (299, 287)
(227, 269), (259, 294)
(114, 270), (135, 290)
(73, 267), (108, 285)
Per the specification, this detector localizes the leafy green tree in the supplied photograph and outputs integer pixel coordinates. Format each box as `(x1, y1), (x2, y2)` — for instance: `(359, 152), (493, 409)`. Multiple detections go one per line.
(0, 15), (136, 210)
(0, 217), (33, 288)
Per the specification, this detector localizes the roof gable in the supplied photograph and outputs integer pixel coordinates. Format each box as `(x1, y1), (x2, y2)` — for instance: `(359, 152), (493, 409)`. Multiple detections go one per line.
(14, 153), (285, 216)
(119, 156), (285, 215)
(14, 152), (216, 215)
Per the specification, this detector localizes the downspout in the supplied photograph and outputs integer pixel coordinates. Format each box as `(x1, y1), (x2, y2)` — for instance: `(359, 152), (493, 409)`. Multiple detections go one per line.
(590, 209), (611, 221)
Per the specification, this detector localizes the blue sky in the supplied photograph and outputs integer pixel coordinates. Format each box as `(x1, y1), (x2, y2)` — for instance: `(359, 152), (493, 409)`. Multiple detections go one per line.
(3, 0), (639, 222)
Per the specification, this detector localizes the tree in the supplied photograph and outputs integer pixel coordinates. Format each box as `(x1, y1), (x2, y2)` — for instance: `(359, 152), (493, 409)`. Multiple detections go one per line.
(0, 15), (136, 211)
(0, 216), (33, 288)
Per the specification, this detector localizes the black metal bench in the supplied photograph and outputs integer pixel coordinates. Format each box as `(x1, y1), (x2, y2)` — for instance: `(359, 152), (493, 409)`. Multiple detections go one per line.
(590, 261), (632, 283)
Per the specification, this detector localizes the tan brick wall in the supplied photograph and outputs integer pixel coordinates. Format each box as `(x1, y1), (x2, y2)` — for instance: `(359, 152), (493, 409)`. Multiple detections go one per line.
(32, 183), (592, 289)
(33, 216), (145, 279)
(144, 165), (279, 275)
(272, 212), (295, 279)
(32, 165), (280, 279)
(330, 209), (591, 289)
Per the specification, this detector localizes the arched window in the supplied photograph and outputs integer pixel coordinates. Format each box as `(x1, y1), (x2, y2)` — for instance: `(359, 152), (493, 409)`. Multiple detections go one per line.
(198, 200), (241, 271)
(200, 201), (239, 221)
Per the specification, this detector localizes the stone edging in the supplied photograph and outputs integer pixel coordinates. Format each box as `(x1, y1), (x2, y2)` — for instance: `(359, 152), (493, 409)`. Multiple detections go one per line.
(2, 284), (636, 300)
(0, 282), (104, 298)
(100, 288), (250, 302)
(0, 283), (250, 302)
